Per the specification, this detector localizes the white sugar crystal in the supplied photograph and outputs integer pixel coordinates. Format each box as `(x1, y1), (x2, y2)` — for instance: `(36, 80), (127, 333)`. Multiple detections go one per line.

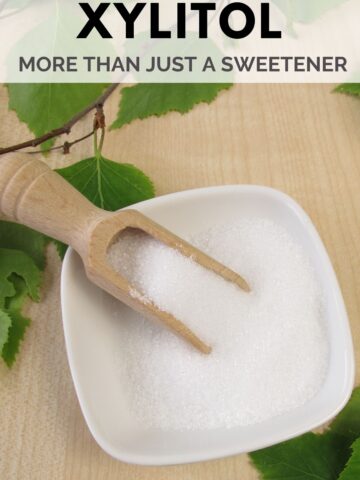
(107, 217), (329, 431)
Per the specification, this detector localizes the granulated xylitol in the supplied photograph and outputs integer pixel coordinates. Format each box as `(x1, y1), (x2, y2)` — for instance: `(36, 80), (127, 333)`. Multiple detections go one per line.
(108, 217), (329, 431)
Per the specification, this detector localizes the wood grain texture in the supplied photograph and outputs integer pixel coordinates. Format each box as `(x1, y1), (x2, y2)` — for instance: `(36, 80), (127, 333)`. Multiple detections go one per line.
(0, 83), (359, 480)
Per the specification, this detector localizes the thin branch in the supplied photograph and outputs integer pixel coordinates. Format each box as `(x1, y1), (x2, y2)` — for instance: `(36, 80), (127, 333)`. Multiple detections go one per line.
(0, 83), (118, 156)
(24, 130), (95, 155)
(0, 0), (224, 157)
(64, 130), (95, 150)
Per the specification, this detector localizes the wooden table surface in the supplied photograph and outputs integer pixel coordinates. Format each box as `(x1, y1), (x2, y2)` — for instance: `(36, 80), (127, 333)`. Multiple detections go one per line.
(0, 84), (359, 480)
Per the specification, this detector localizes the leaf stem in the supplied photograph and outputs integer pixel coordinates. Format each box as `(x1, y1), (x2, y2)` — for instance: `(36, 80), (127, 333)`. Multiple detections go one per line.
(98, 128), (105, 155)
(93, 129), (99, 159)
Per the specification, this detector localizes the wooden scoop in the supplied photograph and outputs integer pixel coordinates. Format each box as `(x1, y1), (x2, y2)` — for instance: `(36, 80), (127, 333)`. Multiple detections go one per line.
(0, 154), (250, 354)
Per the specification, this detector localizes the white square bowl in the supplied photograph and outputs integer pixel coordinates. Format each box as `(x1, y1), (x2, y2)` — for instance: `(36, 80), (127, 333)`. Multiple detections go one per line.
(61, 185), (355, 466)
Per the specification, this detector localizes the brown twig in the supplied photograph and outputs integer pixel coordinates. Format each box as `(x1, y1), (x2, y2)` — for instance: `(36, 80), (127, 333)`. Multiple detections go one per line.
(24, 130), (95, 155)
(94, 104), (106, 130)
(0, 83), (119, 156)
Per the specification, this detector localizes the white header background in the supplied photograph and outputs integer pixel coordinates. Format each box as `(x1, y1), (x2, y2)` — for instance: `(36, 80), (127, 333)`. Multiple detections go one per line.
(0, 0), (359, 83)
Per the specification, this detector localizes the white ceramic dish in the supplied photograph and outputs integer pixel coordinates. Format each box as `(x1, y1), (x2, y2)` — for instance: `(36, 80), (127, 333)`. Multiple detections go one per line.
(61, 185), (355, 466)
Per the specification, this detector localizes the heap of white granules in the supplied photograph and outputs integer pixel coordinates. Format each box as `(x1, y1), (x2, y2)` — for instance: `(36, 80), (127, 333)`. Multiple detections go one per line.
(107, 217), (329, 431)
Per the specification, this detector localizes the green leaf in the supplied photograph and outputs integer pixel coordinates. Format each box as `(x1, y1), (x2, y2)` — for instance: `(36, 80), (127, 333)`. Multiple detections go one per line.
(339, 438), (360, 480)
(0, 221), (48, 270)
(0, 226), (44, 366)
(2, 276), (31, 367)
(2, 309), (30, 367)
(7, 83), (109, 151)
(0, 220), (66, 269)
(110, 83), (232, 129)
(334, 84), (360, 98)
(0, 248), (41, 307)
(4, 274), (28, 311)
(250, 388), (360, 480)
(56, 156), (155, 210)
(250, 432), (348, 480)
(52, 239), (67, 260)
(330, 388), (360, 443)
(7, 2), (113, 150)
(0, 310), (12, 355)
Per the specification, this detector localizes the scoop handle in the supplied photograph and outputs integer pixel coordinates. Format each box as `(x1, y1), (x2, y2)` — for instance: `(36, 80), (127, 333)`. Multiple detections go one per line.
(0, 154), (101, 251)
